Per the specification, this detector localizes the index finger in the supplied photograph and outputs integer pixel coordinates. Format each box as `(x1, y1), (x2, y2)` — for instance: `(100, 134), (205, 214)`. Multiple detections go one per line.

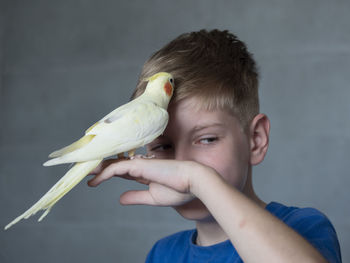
(88, 157), (128, 175)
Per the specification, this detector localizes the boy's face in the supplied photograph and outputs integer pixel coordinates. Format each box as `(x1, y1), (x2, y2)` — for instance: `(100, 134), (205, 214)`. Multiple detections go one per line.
(147, 97), (252, 221)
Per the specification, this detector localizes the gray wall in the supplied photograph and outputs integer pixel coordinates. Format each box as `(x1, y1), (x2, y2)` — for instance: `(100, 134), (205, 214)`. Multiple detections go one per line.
(1, 1), (349, 262)
(0, 1), (4, 119)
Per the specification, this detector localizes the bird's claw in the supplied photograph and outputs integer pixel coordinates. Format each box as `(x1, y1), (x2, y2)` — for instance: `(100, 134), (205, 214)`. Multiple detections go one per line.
(129, 154), (155, 160)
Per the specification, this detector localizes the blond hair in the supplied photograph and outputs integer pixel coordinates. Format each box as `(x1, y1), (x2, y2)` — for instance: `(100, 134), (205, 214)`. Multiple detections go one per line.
(132, 29), (259, 130)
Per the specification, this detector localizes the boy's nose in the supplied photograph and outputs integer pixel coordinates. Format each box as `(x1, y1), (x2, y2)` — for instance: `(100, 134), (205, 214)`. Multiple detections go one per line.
(174, 148), (192, 161)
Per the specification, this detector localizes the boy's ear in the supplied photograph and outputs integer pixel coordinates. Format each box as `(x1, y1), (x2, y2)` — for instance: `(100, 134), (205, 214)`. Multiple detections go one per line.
(249, 113), (270, 165)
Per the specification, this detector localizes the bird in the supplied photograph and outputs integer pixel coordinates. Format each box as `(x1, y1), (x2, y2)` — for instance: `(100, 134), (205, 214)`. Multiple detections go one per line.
(5, 72), (175, 230)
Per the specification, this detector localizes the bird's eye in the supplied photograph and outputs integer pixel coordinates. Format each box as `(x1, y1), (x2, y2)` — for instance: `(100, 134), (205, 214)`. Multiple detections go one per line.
(169, 78), (174, 84)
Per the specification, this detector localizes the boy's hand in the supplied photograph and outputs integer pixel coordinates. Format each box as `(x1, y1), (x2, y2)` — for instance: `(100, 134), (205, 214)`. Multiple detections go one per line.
(88, 157), (329, 263)
(88, 158), (204, 207)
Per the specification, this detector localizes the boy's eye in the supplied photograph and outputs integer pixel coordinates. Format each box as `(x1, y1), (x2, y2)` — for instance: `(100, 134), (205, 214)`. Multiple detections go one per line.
(196, 137), (218, 145)
(150, 144), (172, 151)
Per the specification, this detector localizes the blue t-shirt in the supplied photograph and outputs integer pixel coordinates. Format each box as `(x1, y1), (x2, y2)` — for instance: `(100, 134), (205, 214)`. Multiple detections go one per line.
(145, 202), (341, 263)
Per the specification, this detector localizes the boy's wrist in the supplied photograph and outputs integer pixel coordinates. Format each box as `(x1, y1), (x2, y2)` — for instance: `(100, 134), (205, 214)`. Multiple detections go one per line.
(187, 162), (223, 200)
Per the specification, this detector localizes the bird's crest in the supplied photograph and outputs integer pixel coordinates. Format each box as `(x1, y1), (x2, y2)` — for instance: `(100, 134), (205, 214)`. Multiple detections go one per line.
(144, 72), (171, 82)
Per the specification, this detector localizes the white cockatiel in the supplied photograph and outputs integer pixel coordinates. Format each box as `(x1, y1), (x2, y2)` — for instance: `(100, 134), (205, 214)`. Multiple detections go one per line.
(5, 72), (175, 230)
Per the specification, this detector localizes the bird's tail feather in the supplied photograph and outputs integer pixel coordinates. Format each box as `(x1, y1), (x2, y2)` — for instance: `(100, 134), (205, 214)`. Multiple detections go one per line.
(4, 159), (102, 230)
(48, 135), (96, 158)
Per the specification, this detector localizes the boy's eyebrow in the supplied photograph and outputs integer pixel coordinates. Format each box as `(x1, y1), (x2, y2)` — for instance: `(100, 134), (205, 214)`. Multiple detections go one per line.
(191, 123), (225, 133)
(148, 135), (167, 143)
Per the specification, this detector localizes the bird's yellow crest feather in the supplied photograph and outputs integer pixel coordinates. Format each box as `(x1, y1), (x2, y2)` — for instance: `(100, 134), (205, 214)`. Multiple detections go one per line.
(144, 72), (171, 82)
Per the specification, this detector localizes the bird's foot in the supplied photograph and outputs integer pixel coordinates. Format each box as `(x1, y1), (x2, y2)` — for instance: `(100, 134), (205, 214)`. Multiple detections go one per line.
(129, 154), (155, 160)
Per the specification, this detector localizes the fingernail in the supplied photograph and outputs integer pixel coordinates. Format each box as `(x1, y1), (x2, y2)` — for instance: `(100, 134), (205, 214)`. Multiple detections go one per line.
(87, 179), (95, 187)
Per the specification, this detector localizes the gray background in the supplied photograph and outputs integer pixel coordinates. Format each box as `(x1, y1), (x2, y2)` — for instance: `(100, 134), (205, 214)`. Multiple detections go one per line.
(1, 0), (349, 262)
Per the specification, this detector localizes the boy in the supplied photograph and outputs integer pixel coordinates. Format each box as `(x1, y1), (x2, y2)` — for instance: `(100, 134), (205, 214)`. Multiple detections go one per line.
(88, 29), (341, 262)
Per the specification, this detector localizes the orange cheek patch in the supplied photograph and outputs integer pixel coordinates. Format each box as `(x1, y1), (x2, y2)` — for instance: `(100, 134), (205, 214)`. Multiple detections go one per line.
(164, 82), (173, 96)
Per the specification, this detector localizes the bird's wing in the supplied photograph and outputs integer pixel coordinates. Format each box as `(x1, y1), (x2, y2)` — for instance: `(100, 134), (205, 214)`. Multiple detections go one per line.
(47, 98), (141, 159)
(85, 97), (142, 134)
(44, 100), (168, 165)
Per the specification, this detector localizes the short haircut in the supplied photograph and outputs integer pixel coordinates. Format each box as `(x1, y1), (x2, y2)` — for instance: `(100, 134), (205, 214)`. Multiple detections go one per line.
(131, 29), (260, 130)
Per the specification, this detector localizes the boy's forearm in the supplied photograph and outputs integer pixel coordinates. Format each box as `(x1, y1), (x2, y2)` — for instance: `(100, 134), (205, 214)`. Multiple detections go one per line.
(190, 168), (327, 263)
